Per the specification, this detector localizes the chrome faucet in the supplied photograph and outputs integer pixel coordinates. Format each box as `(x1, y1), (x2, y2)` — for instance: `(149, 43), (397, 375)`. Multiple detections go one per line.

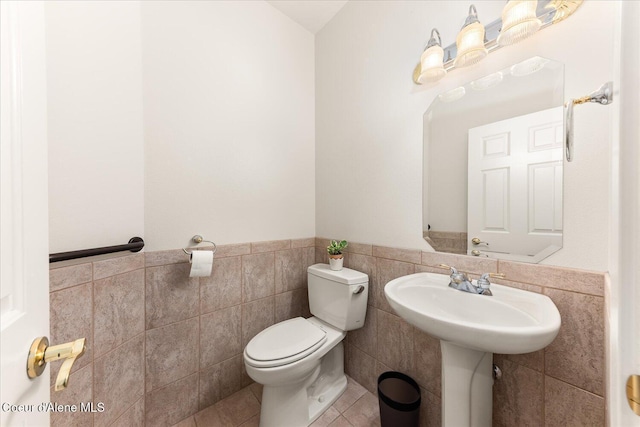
(438, 264), (505, 296)
(475, 273), (494, 296)
(439, 264), (476, 293)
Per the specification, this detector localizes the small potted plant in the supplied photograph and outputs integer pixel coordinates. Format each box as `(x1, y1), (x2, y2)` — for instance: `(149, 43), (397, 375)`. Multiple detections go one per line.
(327, 239), (348, 271)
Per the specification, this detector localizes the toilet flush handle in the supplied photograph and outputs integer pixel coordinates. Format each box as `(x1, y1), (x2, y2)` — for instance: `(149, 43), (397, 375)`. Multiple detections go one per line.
(353, 285), (365, 294)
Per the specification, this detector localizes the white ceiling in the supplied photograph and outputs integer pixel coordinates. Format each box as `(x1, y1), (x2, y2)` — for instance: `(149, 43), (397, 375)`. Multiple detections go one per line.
(266, 0), (348, 34)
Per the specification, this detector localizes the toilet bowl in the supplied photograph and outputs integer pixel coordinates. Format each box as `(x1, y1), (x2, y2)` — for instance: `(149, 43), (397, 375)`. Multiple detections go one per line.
(243, 264), (368, 427)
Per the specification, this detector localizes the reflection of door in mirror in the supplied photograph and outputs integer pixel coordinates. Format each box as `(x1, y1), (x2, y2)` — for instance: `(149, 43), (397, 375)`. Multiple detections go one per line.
(467, 107), (563, 262)
(423, 57), (564, 263)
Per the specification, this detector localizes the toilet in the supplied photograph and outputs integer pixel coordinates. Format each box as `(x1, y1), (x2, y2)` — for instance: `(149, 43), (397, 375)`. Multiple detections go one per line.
(243, 263), (369, 427)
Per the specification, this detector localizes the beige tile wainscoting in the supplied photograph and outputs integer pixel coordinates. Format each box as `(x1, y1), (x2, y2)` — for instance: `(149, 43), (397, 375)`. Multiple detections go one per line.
(48, 237), (605, 426)
(48, 238), (315, 427)
(315, 238), (607, 427)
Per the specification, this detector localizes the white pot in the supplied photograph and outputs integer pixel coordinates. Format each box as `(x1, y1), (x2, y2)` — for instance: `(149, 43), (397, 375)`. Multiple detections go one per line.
(328, 256), (344, 271)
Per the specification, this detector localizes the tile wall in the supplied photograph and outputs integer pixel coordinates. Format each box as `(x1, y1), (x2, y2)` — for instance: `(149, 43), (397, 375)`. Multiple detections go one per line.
(314, 238), (607, 427)
(422, 231), (467, 255)
(48, 236), (606, 427)
(48, 238), (315, 427)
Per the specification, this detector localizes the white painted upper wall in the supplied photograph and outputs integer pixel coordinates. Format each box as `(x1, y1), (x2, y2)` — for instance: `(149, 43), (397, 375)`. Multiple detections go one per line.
(46, 1), (315, 253)
(315, 1), (615, 271)
(46, 1), (145, 253)
(142, 1), (315, 251)
(44, 0), (615, 271)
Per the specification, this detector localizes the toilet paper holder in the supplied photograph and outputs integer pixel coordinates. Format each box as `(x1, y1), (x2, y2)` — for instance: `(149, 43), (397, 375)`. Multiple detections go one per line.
(183, 235), (217, 255)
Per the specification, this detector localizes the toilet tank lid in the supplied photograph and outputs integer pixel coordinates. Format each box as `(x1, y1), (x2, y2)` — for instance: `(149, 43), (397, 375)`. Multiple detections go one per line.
(308, 264), (368, 285)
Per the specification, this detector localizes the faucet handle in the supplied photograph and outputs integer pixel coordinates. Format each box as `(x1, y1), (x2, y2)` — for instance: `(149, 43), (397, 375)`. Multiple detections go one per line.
(477, 272), (505, 287)
(437, 264), (471, 287)
(437, 263), (457, 273)
(475, 273), (501, 296)
(437, 264), (468, 280)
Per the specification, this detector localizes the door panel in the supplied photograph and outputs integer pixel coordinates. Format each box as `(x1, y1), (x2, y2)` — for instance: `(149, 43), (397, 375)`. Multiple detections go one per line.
(1, 2), (50, 426)
(468, 107), (563, 257)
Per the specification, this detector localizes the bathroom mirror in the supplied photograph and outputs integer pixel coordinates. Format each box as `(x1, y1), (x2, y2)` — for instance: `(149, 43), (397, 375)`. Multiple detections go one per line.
(423, 57), (564, 263)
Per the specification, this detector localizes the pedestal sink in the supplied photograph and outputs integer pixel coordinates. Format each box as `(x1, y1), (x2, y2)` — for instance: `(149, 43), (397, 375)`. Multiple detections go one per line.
(384, 272), (561, 427)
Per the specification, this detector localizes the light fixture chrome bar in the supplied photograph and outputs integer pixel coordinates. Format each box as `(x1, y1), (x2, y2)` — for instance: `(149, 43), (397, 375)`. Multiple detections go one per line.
(565, 81), (613, 162)
(441, 0), (564, 69)
(413, 0), (583, 84)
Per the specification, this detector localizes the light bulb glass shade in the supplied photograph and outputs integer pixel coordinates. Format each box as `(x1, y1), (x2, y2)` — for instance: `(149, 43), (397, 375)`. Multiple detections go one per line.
(510, 56), (550, 76)
(418, 45), (446, 83)
(497, 0), (541, 46)
(454, 22), (488, 68)
(470, 72), (503, 90)
(438, 86), (466, 103)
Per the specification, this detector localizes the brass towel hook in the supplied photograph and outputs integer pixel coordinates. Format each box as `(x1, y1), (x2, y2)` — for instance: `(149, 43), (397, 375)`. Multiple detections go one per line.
(27, 336), (86, 391)
(565, 81), (613, 162)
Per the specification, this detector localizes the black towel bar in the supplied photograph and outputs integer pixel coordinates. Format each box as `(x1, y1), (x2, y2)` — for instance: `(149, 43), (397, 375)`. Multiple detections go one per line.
(49, 237), (144, 263)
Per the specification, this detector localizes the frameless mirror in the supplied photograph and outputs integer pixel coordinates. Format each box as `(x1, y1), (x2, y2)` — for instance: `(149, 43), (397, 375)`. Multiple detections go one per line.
(423, 57), (564, 263)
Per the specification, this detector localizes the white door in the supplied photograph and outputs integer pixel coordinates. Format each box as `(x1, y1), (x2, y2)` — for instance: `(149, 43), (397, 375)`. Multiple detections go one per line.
(611, 1), (640, 424)
(1, 2), (50, 426)
(467, 107), (563, 258)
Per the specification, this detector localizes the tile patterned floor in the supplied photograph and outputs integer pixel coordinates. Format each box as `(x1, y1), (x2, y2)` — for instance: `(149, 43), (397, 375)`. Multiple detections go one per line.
(172, 376), (381, 427)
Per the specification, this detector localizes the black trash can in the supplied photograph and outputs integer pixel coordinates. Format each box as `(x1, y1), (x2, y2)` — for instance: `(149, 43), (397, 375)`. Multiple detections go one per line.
(377, 371), (421, 427)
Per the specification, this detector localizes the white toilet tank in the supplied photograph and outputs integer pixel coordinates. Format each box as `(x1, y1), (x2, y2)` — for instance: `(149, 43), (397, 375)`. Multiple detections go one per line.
(307, 264), (368, 331)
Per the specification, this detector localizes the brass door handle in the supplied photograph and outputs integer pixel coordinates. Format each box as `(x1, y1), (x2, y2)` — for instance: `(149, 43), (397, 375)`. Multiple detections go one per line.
(628, 375), (640, 416)
(27, 336), (86, 391)
(471, 237), (489, 246)
(471, 250), (490, 257)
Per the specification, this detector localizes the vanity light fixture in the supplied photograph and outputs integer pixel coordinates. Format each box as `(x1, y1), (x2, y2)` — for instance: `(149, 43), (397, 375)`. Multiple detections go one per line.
(497, 0), (542, 46)
(418, 29), (447, 84)
(454, 5), (488, 68)
(412, 0), (583, 85)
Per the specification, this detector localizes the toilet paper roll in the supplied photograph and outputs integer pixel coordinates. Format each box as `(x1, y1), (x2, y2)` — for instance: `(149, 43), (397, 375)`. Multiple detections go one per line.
(189, 250), (213, 277)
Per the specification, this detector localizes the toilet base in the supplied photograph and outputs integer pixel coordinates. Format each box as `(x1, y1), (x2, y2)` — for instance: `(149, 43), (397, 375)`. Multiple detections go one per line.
(308, 374), (347, 424)
(259, 342), (346, 427)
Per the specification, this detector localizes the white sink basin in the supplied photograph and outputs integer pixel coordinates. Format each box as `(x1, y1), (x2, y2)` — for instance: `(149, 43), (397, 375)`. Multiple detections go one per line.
(384, 272), (561, 354)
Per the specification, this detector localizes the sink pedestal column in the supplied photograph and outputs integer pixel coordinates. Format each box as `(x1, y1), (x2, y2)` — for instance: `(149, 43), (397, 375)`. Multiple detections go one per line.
(440, 341), (493, 427)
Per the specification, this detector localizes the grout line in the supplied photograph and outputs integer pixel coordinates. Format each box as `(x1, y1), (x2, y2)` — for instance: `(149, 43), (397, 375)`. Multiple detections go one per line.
(91, 254), (145, 282)
(91, 265), (95, 427)
(540, 286), (605, 298)
(273, 250), (279, 322)
(542, 360), (547, 425)
(144, 372), (199, 400)
(543, 374), (605, 398)
(93, 331), (146, 369)
(145, 312), (201, 332)
(196, 264), (202, 409)
(241, 253), (246, 304)
(108, 396), (144, 427)
(48, 279), (95, 295)
(97, 264), (146, 279)
(143, 256), (148, 411)
(271, 251), (276, 300)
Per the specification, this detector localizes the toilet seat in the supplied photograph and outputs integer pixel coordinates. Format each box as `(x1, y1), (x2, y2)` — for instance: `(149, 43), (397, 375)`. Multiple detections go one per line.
(245, 317), (327, 368)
